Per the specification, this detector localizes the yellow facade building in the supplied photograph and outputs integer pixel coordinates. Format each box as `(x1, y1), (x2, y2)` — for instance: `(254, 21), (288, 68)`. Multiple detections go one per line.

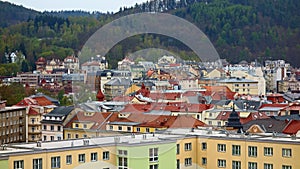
(1, 129), (299, 169)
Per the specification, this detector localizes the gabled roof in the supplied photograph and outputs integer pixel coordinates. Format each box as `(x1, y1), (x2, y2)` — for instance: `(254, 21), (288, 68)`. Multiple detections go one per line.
(216, 111), (269, 124)
(282, 120), (300, 135)
(243, 118), (288, 133)
(259, 104), (288, 111)
(15, 96), (54, 107)
(65, 112), (112, 130)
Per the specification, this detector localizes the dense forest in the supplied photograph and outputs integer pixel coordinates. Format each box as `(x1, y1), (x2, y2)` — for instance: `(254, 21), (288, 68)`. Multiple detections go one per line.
(0, 0), (299, 75)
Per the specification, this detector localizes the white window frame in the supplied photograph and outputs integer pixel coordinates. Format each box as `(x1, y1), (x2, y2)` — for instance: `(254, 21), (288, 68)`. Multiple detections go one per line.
(103, 151), (110, 160)
(51, 156), (60, 168)
(248, 162), (257, 169)
(282, 148), (292, 157)
(33, 158), (42, 169)
(218, 144), (226, 152)
(78, 154), (85, 163)
(232, 161), (241, 169)
(264, 163), (273, 169)
(91, 152), (98, 162)
(184, 158), (192, 166)
(264, 147), (273, 156)
(184, 143), (192, 151)
(66, 155), (72, 165)
(14, 160), (24, 169)
(218, 159), (226, 168)
(248, 146), (257, 157)
(232, 145), (241, 156)
(149, 148), (158, 162)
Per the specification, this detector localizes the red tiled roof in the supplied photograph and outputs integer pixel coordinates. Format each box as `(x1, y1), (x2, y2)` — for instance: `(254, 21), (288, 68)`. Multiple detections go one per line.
(202, 86), (237, 100)
(149, 92), (181, 100)
(28, 107), (39, 115)
(282, 120), (300, 135)
(113, 96), (134, 102)
(15, 96), (53, 107)
(182, 91), (198, 97)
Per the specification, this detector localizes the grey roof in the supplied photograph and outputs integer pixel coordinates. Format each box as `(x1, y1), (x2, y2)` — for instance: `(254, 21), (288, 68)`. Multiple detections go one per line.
(105, 78), (131, 86)
(144, 110), (172, 115)
(243, 118), (288, 133)
(233, 100), (261, 111)
(210, 100), (231, 106)
(217, 78), (257, 83)
(45, 106), (74, 117)
(273, 114), (300, 121)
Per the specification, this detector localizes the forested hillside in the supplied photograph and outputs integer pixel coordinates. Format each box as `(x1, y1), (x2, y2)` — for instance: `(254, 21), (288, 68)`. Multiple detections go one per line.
(0, 0), (299, 74)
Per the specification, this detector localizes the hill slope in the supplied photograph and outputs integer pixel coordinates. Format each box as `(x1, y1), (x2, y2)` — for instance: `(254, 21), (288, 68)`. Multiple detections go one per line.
(0, 1), (40, 27)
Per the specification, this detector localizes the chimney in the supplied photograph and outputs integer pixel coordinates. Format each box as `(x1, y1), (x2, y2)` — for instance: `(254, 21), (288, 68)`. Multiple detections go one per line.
(36, 141), (42, 147)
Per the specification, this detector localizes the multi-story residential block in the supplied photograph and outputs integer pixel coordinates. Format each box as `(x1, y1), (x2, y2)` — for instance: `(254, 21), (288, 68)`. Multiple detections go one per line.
(103, 78), (131, 101)
(217, 77), (259, 95)
(41, 106), (77, 141)
(27, 107), (43, 142)
(0, 101), (26, 144)
(17, 72), (39, 87)
(1, 128), (300, 169)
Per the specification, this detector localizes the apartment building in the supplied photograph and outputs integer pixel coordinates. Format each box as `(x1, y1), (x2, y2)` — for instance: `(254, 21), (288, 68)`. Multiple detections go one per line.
(1, 128), (299, 169)
(0, 101), (27, 144)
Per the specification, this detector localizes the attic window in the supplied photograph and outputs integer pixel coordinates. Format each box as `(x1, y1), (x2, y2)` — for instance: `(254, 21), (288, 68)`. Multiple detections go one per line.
(222, 112), (226, 116)
(268, 124), (273, 128)
(254, 115), (258, 119)
(259, 113), (262, 117)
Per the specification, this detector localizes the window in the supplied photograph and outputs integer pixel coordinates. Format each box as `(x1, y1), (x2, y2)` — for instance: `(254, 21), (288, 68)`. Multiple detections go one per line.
(109, 125), (113, 130)
(218, 159), (226, 168)
(146, 128), (150, 132)
(282, 148), (292, 157)
(118, 126), (122, 131)
(218, 144), (226, 152)
(50, 136), (54, 141)
(57, 126), (61, 131)
(264, 163), (273, 169)
(75, 134), (78, 139)
(118, 150), (128, 156)
(248, 162), (257, 169)
(14, 160), (24, 169)
(264, 147), (273, 156)
(67, 134), (71, 139)
(75, 124), (79, 128)
(232, 161), (241, 169)
(176, 159), (180, 169)
(31, 118), (35, 124)
(149, 148), (158, 162)
(43, 136), (46, 141)
(202, 142), (207, 150)
(33, 158), (42, 169)
(83, 124), (87, 129)
(91, 152), (98, 162)
(136, 127), (140, 132)
(50, 125), (54, 131)
(118, 151), (128, 169)
(149, 164), (158, 169)
(103, 151), (110, 160)
(78, 154), (85, 163)
(232, 145), (241, 156)
(184, 158), (192, 166)
(282, 165), (292, 169)
(248, 146), (257, 157)
(51, 156), (60, 168)
(176, 144), (180, 154)
(127, 127), (131, 131)
(184, 143), (192, 151)
(43, 125), (47, 130)
(66, 155), (72, 164)
(202, 157), (207, 165)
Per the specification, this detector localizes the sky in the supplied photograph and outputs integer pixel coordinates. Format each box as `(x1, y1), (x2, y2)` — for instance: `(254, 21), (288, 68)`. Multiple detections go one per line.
(2, 0), (148, 13)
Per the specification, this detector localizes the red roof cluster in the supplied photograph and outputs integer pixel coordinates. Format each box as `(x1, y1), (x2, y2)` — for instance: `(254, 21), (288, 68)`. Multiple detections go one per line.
(15, 96), (53, 107)
(202, 86), (237, 100)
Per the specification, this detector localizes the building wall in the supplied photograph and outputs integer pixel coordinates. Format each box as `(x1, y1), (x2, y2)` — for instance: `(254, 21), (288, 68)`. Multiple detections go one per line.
(176, 137), (198, 169)
(8, 146), (116, 169)
(117, 141), (176, 169)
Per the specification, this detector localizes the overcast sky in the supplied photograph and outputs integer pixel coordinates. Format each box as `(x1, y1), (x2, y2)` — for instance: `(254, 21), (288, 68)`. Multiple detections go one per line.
(2, 0), (148, 12)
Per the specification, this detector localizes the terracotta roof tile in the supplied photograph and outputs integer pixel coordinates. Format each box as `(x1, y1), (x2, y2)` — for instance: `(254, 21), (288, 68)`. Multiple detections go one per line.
(282, 120), (300, 135)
